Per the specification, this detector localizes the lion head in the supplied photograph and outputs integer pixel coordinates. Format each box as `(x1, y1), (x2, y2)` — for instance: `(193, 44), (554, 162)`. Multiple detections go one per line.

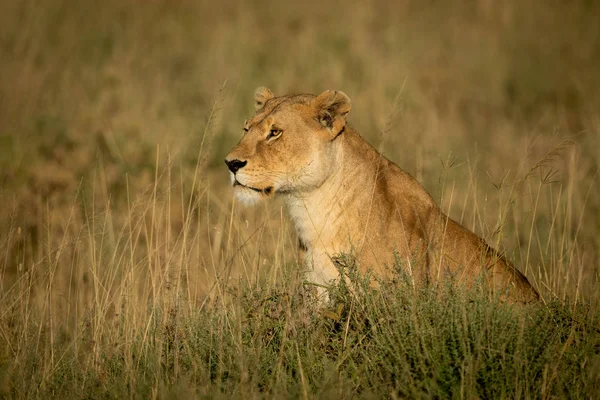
(225, 87), (352, 204)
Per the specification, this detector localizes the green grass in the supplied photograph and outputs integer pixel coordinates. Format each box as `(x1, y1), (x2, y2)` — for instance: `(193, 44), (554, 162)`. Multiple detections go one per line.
(2, 262), (599, 398)
(1, 0), (599, 397)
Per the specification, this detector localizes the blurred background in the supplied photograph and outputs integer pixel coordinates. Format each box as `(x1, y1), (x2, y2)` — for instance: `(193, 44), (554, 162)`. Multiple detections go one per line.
(0, 0), (599, 308)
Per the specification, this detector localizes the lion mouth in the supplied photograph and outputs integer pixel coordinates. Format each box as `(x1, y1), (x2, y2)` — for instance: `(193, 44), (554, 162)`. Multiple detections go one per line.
(233, 179), (274, 195)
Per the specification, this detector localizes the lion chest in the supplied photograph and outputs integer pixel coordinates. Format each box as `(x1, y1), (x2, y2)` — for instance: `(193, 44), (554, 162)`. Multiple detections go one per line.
(287, 196), (358, 247)
(286, 195), (365, 282)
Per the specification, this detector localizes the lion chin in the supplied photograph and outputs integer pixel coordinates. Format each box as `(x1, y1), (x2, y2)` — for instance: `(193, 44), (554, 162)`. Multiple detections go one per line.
(232, 186), (264, 205)
(231, 175), (275, 205)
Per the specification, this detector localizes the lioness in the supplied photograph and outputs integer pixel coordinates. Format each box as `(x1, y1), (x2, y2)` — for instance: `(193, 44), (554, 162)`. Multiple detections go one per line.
(225, 87), (539, 302)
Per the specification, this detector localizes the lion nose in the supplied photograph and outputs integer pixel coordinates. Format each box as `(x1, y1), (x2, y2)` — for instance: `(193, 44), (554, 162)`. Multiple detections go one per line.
(225, 159), (247, 174)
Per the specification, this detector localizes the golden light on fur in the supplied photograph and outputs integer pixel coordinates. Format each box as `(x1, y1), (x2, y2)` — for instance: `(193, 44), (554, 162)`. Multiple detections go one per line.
(226, 88), (539, 302)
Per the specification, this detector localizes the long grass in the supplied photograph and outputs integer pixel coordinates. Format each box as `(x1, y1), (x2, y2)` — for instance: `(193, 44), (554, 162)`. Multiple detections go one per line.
(1, 0), (599, 398)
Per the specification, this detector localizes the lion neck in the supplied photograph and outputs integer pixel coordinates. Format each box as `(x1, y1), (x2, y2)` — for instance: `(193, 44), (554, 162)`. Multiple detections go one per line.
(284, 127), (381, 256)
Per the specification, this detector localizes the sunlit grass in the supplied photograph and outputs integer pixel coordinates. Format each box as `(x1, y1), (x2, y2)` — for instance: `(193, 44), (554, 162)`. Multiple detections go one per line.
(1, 0), (599, 397)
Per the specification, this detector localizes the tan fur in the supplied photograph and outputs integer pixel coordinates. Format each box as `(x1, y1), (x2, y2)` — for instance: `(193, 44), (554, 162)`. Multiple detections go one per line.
(225, 88), (539, 302)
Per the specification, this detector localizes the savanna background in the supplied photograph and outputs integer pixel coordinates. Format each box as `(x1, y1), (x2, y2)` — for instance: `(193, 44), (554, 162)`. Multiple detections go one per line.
(1, 0), (599, 398)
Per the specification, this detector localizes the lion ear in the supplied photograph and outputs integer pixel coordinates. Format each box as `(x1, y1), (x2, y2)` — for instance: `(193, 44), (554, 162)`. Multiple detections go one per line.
(313, 90), (352, 136)
(254, 86), (275, 111)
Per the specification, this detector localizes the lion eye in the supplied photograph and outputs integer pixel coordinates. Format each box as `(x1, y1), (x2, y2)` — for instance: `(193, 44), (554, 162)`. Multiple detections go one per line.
(267, 129), (283, 140)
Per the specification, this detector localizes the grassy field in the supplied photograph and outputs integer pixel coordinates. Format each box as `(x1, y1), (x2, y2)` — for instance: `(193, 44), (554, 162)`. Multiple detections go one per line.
(1, 0), (599, 398)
